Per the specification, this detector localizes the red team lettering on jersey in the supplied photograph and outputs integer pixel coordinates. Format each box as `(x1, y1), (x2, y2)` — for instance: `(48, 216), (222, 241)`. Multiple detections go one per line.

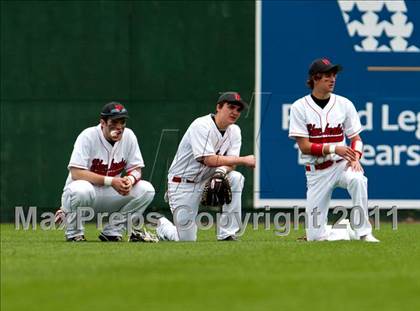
(307, 123), (344, 143)
(90, 158), (127, 176)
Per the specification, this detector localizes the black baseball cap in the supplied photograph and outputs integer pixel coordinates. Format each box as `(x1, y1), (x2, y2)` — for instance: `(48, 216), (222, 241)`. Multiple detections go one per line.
(217, 92), (248, 109)
(308, 58), (343, 75)
(100, 102), (129, 119)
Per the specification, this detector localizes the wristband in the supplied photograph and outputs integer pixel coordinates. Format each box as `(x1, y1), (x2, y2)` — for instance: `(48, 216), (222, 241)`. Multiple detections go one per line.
(328, 144), (336, 155)
(310, 143), (324, 156)
(127, 169), (141, 186)
(351, 140), (363, 156)
(104, 176), (113, 186)
(215, 167), (228, 177)
(215, 167), (227, 174)
(127, 175), (136, 185)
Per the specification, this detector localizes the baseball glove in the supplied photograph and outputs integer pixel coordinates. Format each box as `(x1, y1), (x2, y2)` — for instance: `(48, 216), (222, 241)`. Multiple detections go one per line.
(201, 168), (232, 207)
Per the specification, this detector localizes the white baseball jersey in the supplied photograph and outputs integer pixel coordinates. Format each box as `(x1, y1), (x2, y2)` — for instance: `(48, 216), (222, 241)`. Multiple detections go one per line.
(64, 124), (144, 188)
(288, 94), (362, 165)
(168, 114), (241, 182)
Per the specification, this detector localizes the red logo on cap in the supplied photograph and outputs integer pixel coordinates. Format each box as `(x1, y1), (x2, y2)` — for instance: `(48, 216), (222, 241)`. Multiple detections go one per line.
(321, 58), (331, 65)
(115, 104), (124, 112)
(234, 93), (241, 101)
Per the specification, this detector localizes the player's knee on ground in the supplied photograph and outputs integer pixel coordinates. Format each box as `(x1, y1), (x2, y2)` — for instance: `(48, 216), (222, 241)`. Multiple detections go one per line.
(62, 180), (95, 212)
(228, 171), (245, 191)
(173, 206), (197, 241)
(178, 230), (197, 241)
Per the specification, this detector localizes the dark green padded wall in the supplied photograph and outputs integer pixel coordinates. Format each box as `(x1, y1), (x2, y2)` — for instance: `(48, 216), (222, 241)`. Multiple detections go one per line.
(1, 1), (255, 221)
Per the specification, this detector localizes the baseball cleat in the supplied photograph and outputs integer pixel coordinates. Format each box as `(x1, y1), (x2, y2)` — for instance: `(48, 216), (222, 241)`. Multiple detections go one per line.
(98, 233), (123, 242)
(129, 228), (159, 243)
(66, 235), (86, 242)
(297, 235), (307, 241)
(218, 235), (238, 241)
(360, 234), (380, 243)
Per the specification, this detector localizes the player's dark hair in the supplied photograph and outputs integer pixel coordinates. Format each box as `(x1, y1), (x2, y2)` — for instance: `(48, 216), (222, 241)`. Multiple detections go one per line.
(215, 101), (244, 114)
(217, 102), (225, 109)
(100, 116), (127, 124)
(307, 68), (340, 89)
(306, 73), (322, 89)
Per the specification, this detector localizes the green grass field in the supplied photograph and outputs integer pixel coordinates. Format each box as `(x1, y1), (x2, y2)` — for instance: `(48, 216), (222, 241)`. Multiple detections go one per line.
(1, 223), (420, 311)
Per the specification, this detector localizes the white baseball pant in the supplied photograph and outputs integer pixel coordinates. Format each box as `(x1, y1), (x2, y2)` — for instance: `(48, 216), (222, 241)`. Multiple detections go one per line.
(157, 171), (245, 241)
(305, 160), (372, 241)
(62, 179), (155, 239)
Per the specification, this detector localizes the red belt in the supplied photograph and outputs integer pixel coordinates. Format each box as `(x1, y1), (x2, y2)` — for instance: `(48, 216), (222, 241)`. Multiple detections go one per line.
(172, 176), (195, 183)
(305, 159), (343, 172)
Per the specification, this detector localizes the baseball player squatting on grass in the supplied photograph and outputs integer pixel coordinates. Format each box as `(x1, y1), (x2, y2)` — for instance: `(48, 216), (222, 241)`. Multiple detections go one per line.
(59, 102), (155, 242)
(288, 58), (379, 242)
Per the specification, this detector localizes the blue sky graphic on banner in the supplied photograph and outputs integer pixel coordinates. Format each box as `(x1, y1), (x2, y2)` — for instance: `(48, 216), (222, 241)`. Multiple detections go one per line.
(255, 0), (420, 209)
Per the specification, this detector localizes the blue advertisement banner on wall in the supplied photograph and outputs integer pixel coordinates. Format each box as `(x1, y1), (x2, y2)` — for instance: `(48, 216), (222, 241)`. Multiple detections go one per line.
(255, 0), (420, 208)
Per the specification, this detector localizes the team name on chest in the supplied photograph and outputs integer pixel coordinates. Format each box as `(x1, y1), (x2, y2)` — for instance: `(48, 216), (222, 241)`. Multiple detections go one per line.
(90, 158), (127, 176)
(306, 123), (344, 143)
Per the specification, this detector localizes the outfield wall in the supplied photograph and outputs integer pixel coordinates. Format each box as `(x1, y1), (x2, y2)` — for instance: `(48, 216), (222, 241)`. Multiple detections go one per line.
(0, 1), (255, 221)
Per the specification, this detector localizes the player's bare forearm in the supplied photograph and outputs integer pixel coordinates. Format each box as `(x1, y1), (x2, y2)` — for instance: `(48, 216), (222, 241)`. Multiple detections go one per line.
(295, 137), (312, 154)
(70, 168), (132, 195)
(350, 134), (362, 142)
(295, 136), (357, 161)
(70, 168), (108, 185)
(70, 168), (129, 191)
(202, 154), (255, 168)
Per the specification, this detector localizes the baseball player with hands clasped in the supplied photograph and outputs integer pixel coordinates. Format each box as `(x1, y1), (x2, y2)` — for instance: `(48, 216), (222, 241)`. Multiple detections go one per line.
(288, 58), (379, 242)
(58, 102), (156, 242)
(156, 92), (255, 242)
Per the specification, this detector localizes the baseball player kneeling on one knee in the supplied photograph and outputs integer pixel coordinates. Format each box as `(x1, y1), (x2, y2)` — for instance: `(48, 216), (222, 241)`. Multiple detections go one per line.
(58, 102), (155, 242)
(288, 58), (379, 243)
(156, 92), (256, 242)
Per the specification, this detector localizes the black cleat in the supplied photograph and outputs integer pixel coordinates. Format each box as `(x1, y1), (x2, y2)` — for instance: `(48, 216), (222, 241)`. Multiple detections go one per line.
(297, 235), (307, 241)
(66, 235), (86, 242)
(129, 228), (159, 243)
(218, 235), (238, 241)
(98, 233), (123, 242)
